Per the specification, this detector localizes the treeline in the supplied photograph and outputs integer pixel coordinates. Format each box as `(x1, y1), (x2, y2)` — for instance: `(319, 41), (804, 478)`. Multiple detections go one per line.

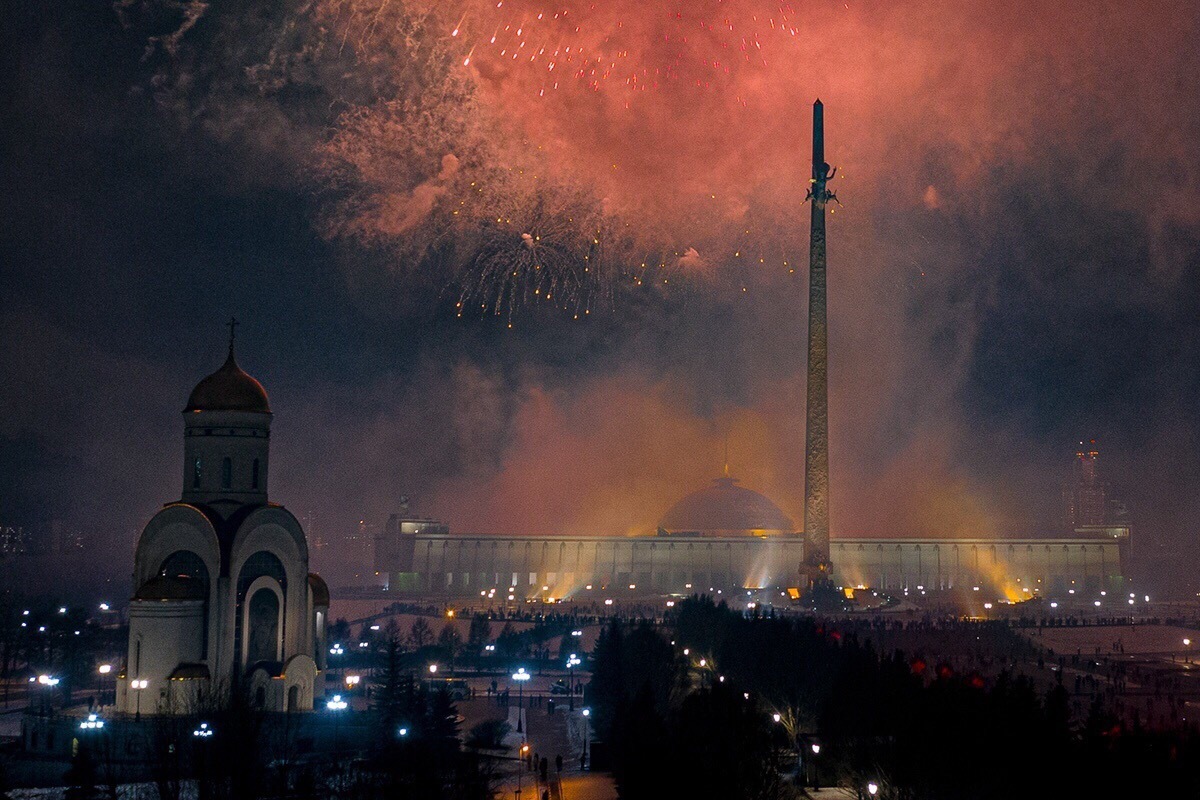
(587, 597), (1200, 799)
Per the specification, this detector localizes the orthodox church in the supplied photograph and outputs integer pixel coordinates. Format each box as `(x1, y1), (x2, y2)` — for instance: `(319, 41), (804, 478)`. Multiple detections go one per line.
(118, 332), (328, 715)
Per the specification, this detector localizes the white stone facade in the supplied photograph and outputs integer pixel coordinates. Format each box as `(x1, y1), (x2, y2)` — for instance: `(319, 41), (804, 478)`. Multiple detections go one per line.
(119, 348), (327, 715)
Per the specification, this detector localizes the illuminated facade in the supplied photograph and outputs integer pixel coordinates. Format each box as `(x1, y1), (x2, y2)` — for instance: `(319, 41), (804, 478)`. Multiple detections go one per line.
(120, 337), (328, 715)
(376, 476), (1126, 598)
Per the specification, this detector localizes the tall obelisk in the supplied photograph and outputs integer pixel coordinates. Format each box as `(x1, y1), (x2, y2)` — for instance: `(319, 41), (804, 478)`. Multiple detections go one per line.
(804, 99), (836, 577)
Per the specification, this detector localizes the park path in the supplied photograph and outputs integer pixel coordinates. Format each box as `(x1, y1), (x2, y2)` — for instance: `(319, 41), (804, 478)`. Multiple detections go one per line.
(494, 698), (614, 800)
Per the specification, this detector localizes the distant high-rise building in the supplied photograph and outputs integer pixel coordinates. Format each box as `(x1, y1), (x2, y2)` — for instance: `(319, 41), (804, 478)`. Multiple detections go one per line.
(1062, 440), (1132, 564)
(0, 524), (28, 556)
(1063, 440), (1108, 528)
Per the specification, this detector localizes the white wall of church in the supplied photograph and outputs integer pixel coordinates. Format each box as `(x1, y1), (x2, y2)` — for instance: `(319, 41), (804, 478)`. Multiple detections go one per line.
(119, 600), (205, 715)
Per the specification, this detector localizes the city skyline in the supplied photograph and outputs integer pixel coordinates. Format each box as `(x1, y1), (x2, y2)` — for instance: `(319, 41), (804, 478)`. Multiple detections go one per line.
(2, 0), (1198, 597)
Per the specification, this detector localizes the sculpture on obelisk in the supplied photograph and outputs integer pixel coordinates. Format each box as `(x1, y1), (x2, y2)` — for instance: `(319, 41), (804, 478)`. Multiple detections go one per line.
(803, 99), (837, 579)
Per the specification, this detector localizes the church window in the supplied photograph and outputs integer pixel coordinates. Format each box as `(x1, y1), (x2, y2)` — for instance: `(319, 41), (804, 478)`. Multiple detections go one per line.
(252, 459), (260, 489)
(193, 458), (202, 488)
(221, 457), (232, 489)
(247, 588), (280, 663)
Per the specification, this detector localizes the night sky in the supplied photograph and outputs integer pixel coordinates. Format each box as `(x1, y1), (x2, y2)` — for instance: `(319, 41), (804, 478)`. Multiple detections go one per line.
(2, 0), (1199, 594)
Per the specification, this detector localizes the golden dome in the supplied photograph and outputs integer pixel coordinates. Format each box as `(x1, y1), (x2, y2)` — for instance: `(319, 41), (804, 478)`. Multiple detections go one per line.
(185, 350), (271, 413)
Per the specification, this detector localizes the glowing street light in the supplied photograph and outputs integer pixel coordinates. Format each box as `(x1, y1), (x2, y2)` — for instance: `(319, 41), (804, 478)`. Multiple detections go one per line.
(79, 713), (105, 730)
(512, 668), (531, 733)
(868, 781), (879, 796)
(326, 694), (349, 711)
(398, 726), (408, 737)
(329, 644), (345, 656)
(193, 722), (214, 738)
(345, 674), (361, 688)
(428, 664), (438, 674)
(131, 678), (149, 720)
(566, 653), (582, 711)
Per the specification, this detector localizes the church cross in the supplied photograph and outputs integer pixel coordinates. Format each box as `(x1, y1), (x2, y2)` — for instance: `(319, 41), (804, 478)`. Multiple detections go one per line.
(227, 317), (239, 357)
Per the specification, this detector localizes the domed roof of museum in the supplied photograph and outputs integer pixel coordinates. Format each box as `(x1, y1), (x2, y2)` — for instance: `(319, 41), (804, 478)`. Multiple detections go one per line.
(185, 346), (271, 414)
(659, 476), (796, 536)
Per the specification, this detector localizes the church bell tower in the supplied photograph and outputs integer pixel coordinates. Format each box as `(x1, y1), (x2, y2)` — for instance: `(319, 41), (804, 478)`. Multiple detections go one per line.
(180, 319), (271, 507)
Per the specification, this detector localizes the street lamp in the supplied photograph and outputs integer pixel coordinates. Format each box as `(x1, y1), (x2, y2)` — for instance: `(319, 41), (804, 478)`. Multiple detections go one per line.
(192, 722), (214, 738)
(581, 708), (591, 770)
(566, 654), (582, 711)
(518, 742), (530, 799)
(130, 679), (149, 721)
(867, 781), (879, 797)
(810, 742), (821, 790)
(79, 713), (105, 731)
(97, 664), (112, 707)
(326, 694), (348, 751)
(512, 668), (531, 733)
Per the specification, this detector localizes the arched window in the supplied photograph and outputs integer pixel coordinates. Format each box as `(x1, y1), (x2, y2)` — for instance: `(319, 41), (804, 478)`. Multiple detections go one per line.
(222, 457), (232, 489)
(247, 588), (280, 663)
(193, 458), (202, 488)
(235, 551), (288, 671)
(252, 459), (260, 489)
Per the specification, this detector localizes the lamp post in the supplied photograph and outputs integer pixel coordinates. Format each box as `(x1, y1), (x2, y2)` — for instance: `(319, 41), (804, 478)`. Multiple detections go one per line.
(326, 694), (348, 752)
(517, 742), (530, 799)
(512, 668), (530, 734)
(581, 708), (591, 770)
(97, 664), (112, 707)
(130, 679), (148, 721)
(810, 742), (821, 790)
(867, 781), (879, 797)
(566, 654), (581, 711)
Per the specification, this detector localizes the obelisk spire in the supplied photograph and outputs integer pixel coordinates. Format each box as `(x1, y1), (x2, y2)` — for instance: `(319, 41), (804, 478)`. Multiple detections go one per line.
(804, 99), (836, 578)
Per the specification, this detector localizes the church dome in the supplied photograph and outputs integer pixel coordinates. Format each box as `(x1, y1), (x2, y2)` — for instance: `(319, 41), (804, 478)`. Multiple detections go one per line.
(659, 477), (796, 536)
(185, 350), (271, 413)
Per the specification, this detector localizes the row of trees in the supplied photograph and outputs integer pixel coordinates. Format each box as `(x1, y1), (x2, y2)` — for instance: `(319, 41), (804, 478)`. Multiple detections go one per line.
(331, 613), (581, 672)
(45, 634), (501, 800)
(588, 597), (1200, 799)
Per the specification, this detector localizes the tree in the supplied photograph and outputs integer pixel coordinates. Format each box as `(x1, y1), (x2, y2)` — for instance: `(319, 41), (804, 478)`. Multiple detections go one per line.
(328, 617), (352, 645)
(467, 615), (491, 654)
(409, 618), (434, 650)
(495, 623), (521, 659)
(437, 624), (463, 658)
